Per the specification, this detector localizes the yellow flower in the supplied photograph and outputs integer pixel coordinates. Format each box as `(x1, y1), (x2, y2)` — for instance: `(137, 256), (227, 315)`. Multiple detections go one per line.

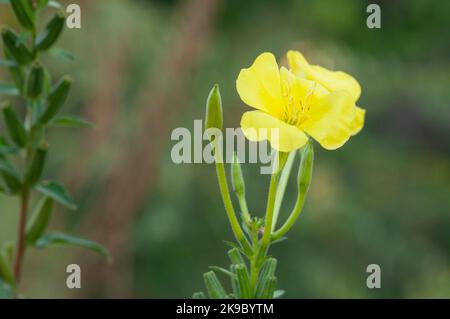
(287, 50), (365, 136)
(236, 52), (363, 152)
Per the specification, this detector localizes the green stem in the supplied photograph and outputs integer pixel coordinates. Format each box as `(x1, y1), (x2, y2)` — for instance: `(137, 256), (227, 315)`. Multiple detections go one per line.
(271, 151), (296, 231)
(237, 195), (251, 225)
(214, 141), (251, 252)
(261, 172), (279, 251)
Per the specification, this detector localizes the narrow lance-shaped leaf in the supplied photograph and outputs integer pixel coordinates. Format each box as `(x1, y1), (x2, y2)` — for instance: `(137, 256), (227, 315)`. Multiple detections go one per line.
(3, 51), (26, 91)
(26, 62), (45, 99)
(0, 27), (34, 65)
(26, 198), (54, 245)
(35, 181), (77, 210)
(39, 76), (72, 124)
(0, 158), (21, 194)
(48, 47), (74, 62)
(10, 0), (35, 30)
(35, 233), (111, 260)
(2, 102), (27, 148)
(51, 115), (94, 129)
(25, 146), (47, 186)
(203, 271), (227, 299)
(35, 12), (65, 51)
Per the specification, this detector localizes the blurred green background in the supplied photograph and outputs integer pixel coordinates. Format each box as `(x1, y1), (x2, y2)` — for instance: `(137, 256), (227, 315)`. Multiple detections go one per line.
(1, 0), (449, 298)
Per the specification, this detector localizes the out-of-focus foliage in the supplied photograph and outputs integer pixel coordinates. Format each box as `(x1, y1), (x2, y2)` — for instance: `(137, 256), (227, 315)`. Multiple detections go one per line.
(1, 0), (449, 298)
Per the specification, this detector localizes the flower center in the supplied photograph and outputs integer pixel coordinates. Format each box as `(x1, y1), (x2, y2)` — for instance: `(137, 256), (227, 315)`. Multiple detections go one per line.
(281, 80), (315, 127)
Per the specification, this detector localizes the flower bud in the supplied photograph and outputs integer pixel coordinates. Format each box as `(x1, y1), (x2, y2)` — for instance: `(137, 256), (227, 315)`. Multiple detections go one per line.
(10, 0), (35, 30)
(1, 27), (34, 65)
(39, 75), (72, 124)
(35, 12), (65, 51)
(26, 62), (45, 99)
(231, 153), (245, 196)
(297, 142), (314, 195)
(205, 84), (223, 138)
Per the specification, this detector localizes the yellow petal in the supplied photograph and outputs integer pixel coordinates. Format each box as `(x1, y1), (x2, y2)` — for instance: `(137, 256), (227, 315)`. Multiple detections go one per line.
(301, 91), (355, 150)
(236, 52), (284, 118)
(350, 106), (365, 136)
(241, 110), (308, 152)
(287, 50), (362, 102)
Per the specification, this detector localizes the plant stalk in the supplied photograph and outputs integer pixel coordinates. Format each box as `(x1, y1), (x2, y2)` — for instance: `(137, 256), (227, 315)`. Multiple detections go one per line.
(13, 186), (29, 285)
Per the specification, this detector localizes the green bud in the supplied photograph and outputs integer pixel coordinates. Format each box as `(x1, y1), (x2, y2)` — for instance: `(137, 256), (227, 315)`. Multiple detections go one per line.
(35, 12), (65, 51)
(26, 197), (54, 245)
(235, 264), (251, 298)
(231, 153), (245, 196)
(260, 276), (277, 299)
(26, 62), (45, 99)
(25, 146), (47, 186)
(1, 27), (34, 65)
(39, 76), (72, 124)
(0, 158), (22, 194)
(297, 142), (314, 195)
(255, 258), (277, 298)
(228, 248), (245, 266)
(205, 84), (223, 137)
(2, 102), (27, 148)
(203, 271), (227, 299)
(10, 0), (35, 30)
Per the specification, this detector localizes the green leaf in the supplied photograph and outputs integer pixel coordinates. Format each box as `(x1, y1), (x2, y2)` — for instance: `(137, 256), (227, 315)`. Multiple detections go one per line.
(10, 0), (35, 30)
(0, 158), (22, 194)
(203, 271), (227, 299)
(35, 181), (77, 210)
(25, 146), (47, 186)
(26, 197), (54, 245)
(0, 84), (20, 96)
(2, 102), (28, 148)
(51, 115), (94, 129)
(209, 266), (236, 279)
(48, 48), (74, 62)
(35, 12), (65, 51)
(35, 233), (111, 260)
(39, 76), (72, 124)
(26, 62), (45, 99)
